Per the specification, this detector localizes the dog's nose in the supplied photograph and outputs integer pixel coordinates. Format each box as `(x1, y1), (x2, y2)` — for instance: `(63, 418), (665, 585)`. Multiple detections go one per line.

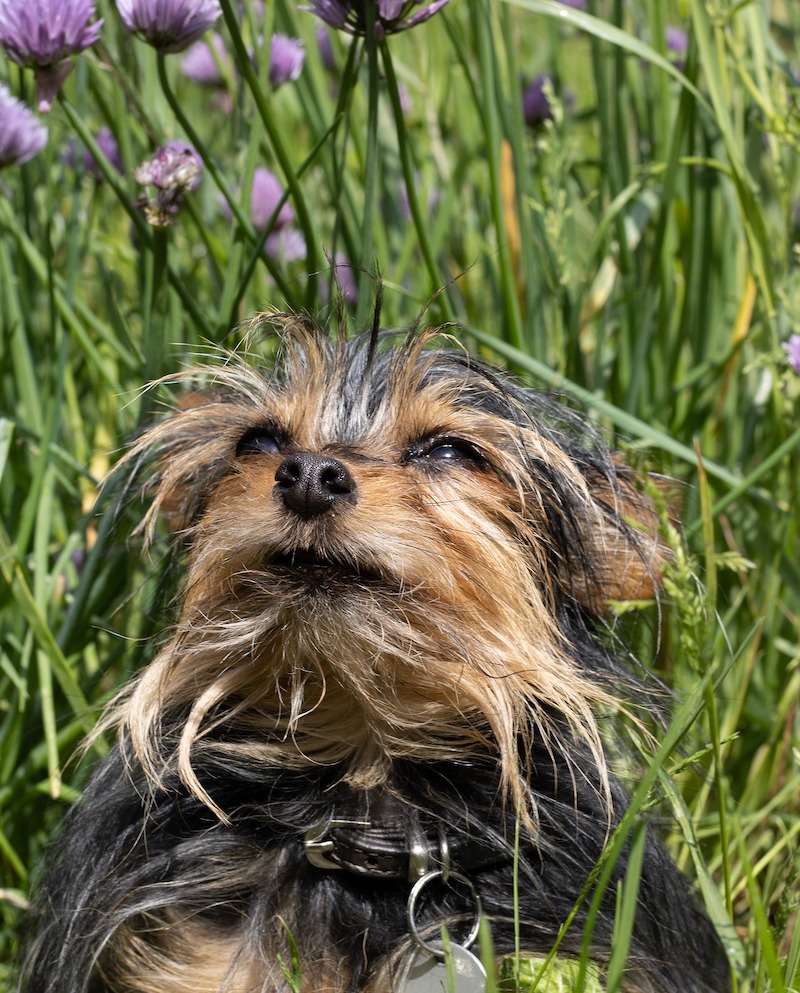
(274, 454), (356, 519)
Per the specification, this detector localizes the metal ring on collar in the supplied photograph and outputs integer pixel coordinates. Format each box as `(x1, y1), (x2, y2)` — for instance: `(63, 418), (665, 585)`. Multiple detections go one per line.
(406, 868), (482, 956)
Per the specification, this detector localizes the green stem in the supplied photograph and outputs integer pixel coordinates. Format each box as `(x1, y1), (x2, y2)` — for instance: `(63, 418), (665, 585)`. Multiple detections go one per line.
(695, 453), (733, 925)
(697, 425), (800, 527)
(329, 38), (365, 296)
(379, 40), (455, 323)
(464, 324), (780, 503)
(0, 210), (43, 438)
(470, 0), (524, 349)
(218, 0), (320, 306)
(227, 114), (347, 331)
(357, 1), (380, 321)
(0, 196), (133, 383)
(142, 227), (168, 392)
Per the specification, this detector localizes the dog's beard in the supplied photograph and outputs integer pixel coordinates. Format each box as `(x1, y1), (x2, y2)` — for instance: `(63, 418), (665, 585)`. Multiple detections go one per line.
(114, 489), (616, 825)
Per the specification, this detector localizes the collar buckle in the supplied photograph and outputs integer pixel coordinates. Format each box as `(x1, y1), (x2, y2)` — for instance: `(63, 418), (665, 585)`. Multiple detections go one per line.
(304, 818), (371, 871)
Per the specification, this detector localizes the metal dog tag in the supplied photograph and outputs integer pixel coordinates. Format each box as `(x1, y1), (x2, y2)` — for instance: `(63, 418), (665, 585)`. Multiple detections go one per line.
(399, 945), (486, 993)
(401, 868), (486, 993)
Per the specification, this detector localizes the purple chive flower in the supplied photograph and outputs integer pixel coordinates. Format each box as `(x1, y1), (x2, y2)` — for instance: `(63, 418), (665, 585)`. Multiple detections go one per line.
(522, 74), (554, 127)
(316, 26), (335, 71)
(320, 253), (358, 306)
(66, 126), (123, 179)
(220, 166), (306, 261)
(267, 34), (305, 87)
(93, 127), (124, 172)
(666, 26), (688, 54)
(248, 167), (295, 230)
(0, 0), (103, 112)
(116, 0), (222, 54)
(334, 256), (357, 305)
(302, 0), (451, 38)
(782, 334), (800, 376)
(398, 82), (412, 114)
(136, 140), (203, 191)
(181, 31), (230, 85)
(266, 227), (307, 263)
(560, 0), (586, 7)
(0, 83), (48, 167)
(134, 140), (203, 226)
(522, 73), (574, 127)
(666, 25), (689, 70)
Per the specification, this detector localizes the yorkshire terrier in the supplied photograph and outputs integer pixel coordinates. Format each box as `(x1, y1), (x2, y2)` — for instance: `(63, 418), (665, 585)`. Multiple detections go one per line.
(22, 315), (732, 993)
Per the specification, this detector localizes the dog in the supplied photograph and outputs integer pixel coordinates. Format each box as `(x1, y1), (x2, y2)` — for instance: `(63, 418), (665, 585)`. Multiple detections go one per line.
(21, 314), (732, 993)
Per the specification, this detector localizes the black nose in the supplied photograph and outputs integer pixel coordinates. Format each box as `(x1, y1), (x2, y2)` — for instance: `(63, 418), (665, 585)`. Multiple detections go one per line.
(274, 454), (356, 519)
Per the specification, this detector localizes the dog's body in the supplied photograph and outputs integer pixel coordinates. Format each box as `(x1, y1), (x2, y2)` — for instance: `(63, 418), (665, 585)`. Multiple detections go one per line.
(22, 320), (732, 993)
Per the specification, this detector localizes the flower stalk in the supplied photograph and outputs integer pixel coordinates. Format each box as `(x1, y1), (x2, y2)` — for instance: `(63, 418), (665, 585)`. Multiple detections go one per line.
(379, 37), (454, 321)
(357, 0), (380, 320)
(217, 0), (320, 307)
(141, 226), (169, 393)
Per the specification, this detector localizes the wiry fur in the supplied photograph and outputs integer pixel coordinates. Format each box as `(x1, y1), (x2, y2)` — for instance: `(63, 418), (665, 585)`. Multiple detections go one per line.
(20, 317), (732, 993)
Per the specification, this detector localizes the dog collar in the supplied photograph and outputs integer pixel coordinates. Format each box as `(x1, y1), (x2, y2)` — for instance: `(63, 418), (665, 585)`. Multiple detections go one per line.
(303, 792), (506, 883)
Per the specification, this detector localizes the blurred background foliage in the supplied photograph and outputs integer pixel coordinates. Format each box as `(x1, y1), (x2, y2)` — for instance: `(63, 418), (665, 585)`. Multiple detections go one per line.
(1, 0), (799, 987)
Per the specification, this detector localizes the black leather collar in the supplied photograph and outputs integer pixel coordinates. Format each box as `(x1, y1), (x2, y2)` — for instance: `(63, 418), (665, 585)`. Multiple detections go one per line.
(303, 789), (506, 883)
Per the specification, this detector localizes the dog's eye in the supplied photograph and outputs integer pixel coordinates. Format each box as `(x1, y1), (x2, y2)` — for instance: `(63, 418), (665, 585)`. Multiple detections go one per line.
(237, 429), (282, 457)
(417, 438), (485, 465)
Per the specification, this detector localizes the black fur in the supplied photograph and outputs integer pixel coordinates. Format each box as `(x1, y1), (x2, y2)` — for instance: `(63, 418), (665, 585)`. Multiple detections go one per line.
(21, 723), (731, 992)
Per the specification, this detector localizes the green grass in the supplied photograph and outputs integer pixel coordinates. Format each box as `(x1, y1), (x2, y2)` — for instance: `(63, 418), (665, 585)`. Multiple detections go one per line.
(1, 0), (799, 988)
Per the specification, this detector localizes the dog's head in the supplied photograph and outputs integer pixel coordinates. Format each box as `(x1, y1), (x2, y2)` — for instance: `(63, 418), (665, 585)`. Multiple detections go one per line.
(112, 316), (667, 820)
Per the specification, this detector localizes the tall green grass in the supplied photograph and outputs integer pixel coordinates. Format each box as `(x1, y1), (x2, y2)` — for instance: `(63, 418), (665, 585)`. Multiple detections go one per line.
(1, 0), (799, 988)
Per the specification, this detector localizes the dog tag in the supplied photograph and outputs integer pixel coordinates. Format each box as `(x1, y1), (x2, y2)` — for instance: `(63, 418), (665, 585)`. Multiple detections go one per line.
(399, 945), (486, 993)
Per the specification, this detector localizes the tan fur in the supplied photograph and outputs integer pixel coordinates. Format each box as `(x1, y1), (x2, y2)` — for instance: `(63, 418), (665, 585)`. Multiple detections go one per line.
(99, 918), (257, 993)
(99, 914), (349, 993)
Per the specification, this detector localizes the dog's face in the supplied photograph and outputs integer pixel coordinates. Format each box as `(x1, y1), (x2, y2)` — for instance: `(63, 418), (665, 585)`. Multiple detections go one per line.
(117, 319), (664, 818)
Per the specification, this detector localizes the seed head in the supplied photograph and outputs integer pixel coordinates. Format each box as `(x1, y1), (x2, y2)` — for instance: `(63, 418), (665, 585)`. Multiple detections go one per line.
(134, 140), (203, 226)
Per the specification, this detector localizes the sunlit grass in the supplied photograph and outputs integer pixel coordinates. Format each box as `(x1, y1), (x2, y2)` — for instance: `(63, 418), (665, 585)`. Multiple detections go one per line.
(1, 0), (799, 987)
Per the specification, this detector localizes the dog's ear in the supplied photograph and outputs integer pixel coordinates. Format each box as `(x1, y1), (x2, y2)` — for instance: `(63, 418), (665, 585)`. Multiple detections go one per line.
(571, 466), (673, 615)
(154, 391), (227, 537)
(120, 390), (234, 545)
